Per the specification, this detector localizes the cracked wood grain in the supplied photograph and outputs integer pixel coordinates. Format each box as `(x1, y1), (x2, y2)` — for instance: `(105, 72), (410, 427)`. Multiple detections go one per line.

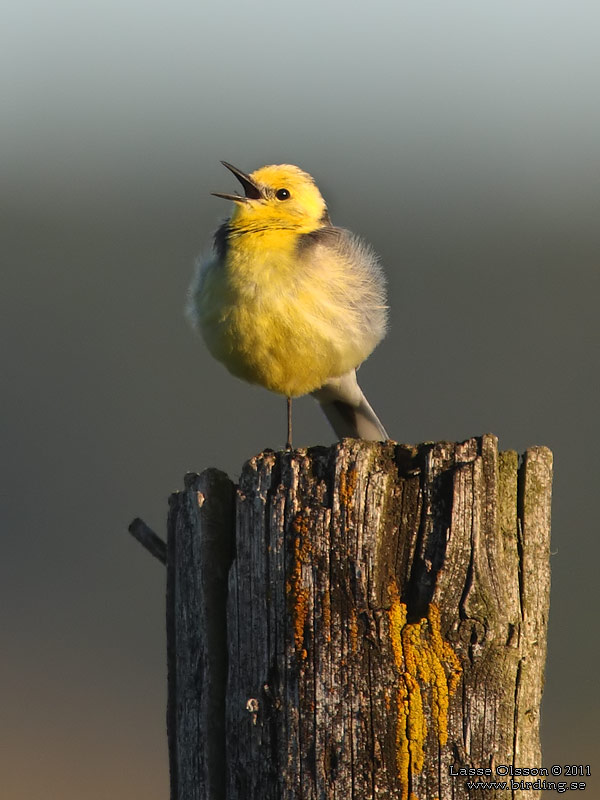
(166, 436), (552, 800)
(167, 469), (235, 800)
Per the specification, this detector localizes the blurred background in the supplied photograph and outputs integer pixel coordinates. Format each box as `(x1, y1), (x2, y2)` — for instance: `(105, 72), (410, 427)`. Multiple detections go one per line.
(2, 1), (599, 797)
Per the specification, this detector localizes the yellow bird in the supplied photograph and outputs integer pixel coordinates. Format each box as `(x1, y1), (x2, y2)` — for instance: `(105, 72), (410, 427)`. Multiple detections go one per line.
(187, 161), (389, 447)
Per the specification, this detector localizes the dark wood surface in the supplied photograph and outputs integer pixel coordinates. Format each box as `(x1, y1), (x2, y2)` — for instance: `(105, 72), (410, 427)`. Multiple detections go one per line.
(166, 435), (552, 800)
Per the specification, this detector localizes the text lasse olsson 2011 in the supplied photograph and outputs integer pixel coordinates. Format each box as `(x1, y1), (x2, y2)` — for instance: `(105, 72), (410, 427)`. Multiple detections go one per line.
(449, 764), (590, 794)
(450, 764), (590, 777)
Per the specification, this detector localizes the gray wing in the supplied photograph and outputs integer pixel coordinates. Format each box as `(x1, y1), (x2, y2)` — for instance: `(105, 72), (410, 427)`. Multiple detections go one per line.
(297, 226), (388, 344)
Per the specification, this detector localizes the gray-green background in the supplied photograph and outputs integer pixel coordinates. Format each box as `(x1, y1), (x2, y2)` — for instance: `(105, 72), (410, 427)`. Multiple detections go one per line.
(2, 1), (598, 797)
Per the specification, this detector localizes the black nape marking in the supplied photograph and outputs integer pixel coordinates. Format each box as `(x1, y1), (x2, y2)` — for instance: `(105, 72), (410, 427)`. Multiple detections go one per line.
(296, 225), (341, 253)
(319, 209), (332, 226)
(213, 222), (231, 259)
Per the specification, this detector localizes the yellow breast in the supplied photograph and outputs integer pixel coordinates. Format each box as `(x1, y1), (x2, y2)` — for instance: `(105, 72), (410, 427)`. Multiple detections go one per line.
(196, 230), (374, 397)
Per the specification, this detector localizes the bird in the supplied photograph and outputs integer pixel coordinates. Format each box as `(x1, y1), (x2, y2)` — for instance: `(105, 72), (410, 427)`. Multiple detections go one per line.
(187, 160), (389, 448)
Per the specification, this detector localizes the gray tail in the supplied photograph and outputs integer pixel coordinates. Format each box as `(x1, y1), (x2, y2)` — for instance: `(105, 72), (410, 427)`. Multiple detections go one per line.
(311, 370), (389, 441)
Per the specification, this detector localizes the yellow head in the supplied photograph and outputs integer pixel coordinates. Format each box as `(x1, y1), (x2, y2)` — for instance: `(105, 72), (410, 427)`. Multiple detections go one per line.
(212, 161), (329, 233)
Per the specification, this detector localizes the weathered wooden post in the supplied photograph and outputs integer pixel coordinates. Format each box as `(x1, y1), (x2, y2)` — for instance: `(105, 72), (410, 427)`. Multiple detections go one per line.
(143, 434), (552, 800)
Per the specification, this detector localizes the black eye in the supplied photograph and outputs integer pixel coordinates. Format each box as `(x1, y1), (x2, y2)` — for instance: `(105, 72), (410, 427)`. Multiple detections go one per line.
(276, 188), (290, 200)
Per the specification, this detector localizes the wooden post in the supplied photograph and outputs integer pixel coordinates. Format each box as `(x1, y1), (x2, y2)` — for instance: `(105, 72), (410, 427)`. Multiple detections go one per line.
(163, 434), (552, 800)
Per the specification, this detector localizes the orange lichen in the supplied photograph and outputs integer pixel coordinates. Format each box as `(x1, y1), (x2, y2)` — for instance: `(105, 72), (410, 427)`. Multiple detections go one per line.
(349, 606), (359, 653)
(339, 466), (358, 511)
(425, 604), (462, 744)
(384, 688), (392, 711)
(387, 581), (462, 800)
(286, 513), (312, 659)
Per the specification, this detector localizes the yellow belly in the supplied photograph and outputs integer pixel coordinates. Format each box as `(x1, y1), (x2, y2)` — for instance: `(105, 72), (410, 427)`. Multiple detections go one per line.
(196, 236), (375, 396)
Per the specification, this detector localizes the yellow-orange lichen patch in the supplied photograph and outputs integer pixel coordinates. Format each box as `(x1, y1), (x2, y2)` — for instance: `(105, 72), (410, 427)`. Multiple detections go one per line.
(425, 603), (462, 745)
(322, 588), (331, 643)
(339, 466), (358, 511)
(349, 606), (359, 653)
(285, 513), (313, 659)
(387, 581), (462, 800)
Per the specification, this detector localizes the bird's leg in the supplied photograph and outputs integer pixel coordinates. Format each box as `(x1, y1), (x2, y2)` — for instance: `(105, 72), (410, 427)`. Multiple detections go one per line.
(286, 397), (293, 450)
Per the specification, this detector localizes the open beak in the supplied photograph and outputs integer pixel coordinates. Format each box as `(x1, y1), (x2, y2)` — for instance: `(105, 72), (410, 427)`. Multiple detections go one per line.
(211, 161), (263, 202)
